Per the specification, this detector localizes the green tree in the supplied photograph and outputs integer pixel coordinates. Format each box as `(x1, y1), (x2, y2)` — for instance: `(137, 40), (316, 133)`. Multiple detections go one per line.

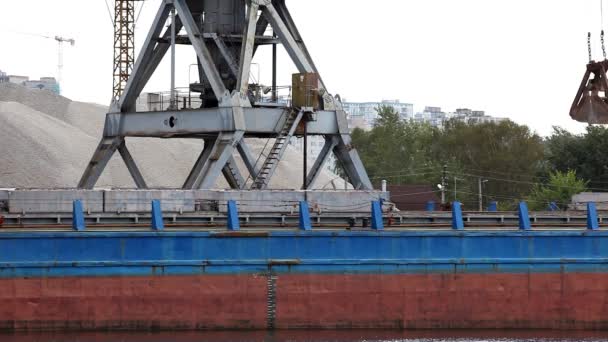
(348, 109), (546, 210)
(350, 105), (443, 186)
(432, 119), (545, 209)
(527, 171), (588, 211)
(546, 126), (608, 191)
(373, 104), (403, 128)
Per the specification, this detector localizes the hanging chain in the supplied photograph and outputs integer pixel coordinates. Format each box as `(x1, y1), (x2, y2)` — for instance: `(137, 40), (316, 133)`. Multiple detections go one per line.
(603, 30), (607, 59)
(602, 0), (607, 60)
(589, 32), (593, 62)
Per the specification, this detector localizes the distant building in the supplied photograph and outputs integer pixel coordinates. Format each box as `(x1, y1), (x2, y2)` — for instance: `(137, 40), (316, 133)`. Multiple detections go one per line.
(343, 99), (414, 130)
(0, 70), (8, 83)
(23, 77), (60, 95)
(387, 184), (441, 211)
(454, 108), (485, 117)
(5, 74), (60, 95)
(413, 106), (447, 127)
(289, 136), (337, 175)
(8, 75), (29, 85)
(446, 108), (508, 125)
(136, 92), (166, 112)
(341, 97), (509, 131)
(412, 106), (508, 128)
(347, 116), (368, 131)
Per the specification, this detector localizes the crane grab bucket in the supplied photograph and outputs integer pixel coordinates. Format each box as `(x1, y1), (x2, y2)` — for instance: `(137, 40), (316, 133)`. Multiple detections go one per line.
(570, 60), (608, 124)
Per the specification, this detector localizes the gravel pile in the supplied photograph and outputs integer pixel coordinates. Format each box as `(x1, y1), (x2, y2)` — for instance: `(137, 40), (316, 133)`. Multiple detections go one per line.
(0, 83), (347, 189)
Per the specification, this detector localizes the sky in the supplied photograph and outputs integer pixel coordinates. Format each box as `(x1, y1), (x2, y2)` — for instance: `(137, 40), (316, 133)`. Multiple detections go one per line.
(0, 0), (604, 136)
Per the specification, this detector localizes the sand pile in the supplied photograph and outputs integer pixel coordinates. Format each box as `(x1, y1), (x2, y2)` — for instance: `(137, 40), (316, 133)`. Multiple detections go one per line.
(0, 83), (346, 189)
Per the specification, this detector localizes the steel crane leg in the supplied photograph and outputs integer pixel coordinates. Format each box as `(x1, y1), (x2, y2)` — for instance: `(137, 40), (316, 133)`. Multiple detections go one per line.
(305, 136), (339, 189)
(182, 132), (245, 190)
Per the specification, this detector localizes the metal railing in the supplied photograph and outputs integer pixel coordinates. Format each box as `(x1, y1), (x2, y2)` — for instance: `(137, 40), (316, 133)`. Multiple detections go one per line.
(137, 85), (293, 112)
(0, 209), (606, 232)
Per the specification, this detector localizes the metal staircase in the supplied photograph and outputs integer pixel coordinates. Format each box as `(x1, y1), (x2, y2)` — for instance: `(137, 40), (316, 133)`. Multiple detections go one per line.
(251, 109), (304, 190)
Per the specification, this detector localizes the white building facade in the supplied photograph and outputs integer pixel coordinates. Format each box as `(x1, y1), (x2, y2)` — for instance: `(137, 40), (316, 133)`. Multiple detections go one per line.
(413, 106), (447, 127)
(343, 100), (414, 130)
(3, 73), (60, 95)
(444, 108), (508, 126)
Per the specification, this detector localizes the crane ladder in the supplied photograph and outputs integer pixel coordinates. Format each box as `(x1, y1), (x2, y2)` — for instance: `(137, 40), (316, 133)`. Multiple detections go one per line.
(251, 109), (304, 190)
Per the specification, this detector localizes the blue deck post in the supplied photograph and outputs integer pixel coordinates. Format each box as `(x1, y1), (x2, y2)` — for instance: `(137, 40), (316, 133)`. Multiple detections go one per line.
(587, 202), (600, 230)
(548, 202), (559, 211)
(72, 200), (86, 231)
(371, 201), (384, 230)
(151, 200), (164, 230)
(488, 201), (498, 212)
(299, 201), (312, 231)
(426, 201), (435, 212)
(518, 202), (531, 230)
(452, 201), (464, 230)
(227, 200), (240, 231)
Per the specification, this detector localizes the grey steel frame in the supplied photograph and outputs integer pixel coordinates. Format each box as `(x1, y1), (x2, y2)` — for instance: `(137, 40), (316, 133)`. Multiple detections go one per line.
(78, 0), (372, 191)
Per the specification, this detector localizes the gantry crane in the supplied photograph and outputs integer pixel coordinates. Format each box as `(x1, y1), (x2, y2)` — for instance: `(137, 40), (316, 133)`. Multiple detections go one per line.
(79, 0), (373, 191)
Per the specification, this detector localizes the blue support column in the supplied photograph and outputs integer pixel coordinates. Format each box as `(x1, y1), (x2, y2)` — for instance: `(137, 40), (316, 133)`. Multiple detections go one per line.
(587, 202), (600, 230)
(72, 200), (86, 231)
(518, 202), (531, 230)
(151, 200), (164, 230)
(426, 201), (435, 212)
(299, 201), (312, 231)
(371, 201), (384, 230)
(452, 201), (464, 230)
(227, 200), (240, 231)
(487, 201), (498, 212)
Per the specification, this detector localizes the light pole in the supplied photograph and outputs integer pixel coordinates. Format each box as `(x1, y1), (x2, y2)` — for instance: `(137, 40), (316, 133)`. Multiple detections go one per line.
(440, 164), (447, 205)
(478, 178), (488, 211)
(454, 176), (464, 202)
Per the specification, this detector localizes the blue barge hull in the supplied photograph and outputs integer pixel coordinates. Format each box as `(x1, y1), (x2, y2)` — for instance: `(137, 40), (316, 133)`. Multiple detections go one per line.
(0, 230), (607, 276)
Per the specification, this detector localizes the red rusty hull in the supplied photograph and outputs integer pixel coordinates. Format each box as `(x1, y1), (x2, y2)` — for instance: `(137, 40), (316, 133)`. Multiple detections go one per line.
(1, 273), (608, 331)
(0, 275), (268, 331)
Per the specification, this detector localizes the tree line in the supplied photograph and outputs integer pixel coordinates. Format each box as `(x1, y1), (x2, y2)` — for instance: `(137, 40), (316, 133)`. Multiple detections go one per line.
(342, 105), (599, 211)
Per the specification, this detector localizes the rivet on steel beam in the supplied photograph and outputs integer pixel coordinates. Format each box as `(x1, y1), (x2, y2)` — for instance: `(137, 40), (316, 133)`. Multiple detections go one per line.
(452, 201), (464, 230)
(151, 200), (164, 231)
(518, 202), (531, 230)
(299, 201), (312, 231)
(72, 200), (86, 231)
(587, 202), (600, 230)
(371, 200), (384, 230)
(227, 200), (240, 231)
